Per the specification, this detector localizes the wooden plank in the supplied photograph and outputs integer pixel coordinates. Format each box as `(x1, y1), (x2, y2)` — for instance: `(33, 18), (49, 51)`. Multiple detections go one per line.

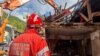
(92, 11), (100, 17)
(46, 33), (88, 40)
(87, 0), (93, 22)
(90, 30), (100, 56)
(79, 12), (89, 22)
(45, 27), (94, 36)
(52, 9), (71, 23)
(82, 0), (87, 8)
(45, 23), (100, 28)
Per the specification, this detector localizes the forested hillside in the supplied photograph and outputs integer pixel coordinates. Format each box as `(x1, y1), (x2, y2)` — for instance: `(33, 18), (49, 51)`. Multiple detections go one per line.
(2, 12), (26, 33)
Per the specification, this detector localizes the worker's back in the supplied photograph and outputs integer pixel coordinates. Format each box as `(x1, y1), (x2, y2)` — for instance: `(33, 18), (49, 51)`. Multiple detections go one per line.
(9, 29), (50, 56)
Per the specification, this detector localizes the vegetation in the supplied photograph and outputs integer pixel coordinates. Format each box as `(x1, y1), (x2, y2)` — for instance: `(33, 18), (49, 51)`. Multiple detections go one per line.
(2, 12), (26, 33)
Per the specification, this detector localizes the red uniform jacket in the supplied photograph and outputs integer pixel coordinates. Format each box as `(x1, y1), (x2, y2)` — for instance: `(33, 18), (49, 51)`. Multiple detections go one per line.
(9, 29), (50, 56)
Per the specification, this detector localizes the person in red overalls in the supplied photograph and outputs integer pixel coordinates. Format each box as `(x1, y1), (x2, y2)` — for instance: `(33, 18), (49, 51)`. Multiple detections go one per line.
(9, 13), (50, 56)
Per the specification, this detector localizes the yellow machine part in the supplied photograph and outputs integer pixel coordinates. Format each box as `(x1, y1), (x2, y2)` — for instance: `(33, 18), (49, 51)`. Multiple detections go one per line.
(0, 50), (6, 55)
(0, 19), (8, 43)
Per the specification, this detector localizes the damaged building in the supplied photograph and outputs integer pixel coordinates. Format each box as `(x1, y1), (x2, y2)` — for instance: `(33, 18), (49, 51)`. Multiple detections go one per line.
(44, 0), (100, 56)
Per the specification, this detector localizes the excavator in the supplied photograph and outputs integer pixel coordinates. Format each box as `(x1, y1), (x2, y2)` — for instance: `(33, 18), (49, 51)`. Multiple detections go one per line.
(0, 19), (8, 55)
(0, 19), (8, 43)
(0, 0), (30, 55)
(0, 2), (9, 55)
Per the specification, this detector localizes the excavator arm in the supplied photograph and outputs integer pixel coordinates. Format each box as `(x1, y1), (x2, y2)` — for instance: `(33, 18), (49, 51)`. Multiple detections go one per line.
(45, 0), (58, 9)
(0, 19), (8, 43)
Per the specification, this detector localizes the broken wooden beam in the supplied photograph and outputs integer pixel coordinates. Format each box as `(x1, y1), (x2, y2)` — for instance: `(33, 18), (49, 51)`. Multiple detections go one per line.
(92, 11), (100, 17)
(87, 0), (93, 22)
(79, 12), (89, 22)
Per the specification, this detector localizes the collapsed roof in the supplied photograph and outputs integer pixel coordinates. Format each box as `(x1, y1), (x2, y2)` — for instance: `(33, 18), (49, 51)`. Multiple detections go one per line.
(45, 0), (100, 23)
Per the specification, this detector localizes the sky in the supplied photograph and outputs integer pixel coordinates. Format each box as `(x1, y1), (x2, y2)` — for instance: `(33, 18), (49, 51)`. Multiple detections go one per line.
(0, 0), (4, 3)
(5, 0), (79, 22)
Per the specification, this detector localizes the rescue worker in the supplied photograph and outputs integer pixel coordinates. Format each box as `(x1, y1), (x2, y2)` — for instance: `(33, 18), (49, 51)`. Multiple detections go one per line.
(9, 13), (50, 56)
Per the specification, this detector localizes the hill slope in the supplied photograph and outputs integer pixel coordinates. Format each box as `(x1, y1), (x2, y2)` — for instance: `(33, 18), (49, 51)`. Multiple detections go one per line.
(2, 12), (26, 33)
